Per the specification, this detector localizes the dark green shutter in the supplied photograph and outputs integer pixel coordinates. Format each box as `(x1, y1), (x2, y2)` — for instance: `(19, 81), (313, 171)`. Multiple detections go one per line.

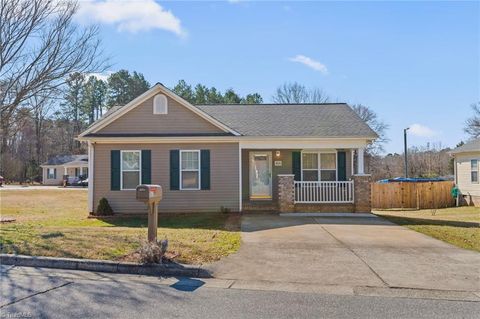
(170, 150), (180, 190)
(337, 151), (347, 181)
(292, 151), (301, 181)
(200, 150), (210, 190)
(111, 150), (121, 190)
(141, 150), (151, 184)
(53, 168), (57, 179)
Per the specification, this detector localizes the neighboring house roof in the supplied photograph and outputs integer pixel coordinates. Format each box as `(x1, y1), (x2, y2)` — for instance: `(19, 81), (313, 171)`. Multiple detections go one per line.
(197, 104), (378, 138)
(42, 155), (88, 166)
(450, 138), (480, 154)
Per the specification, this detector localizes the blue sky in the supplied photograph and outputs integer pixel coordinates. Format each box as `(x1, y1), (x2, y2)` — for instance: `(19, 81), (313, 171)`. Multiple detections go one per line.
(76, 1), (479, 154)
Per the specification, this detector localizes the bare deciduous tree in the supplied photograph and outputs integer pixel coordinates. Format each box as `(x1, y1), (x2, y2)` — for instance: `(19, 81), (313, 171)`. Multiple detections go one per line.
(0, 0), (106, 174)
(351, 104), (389, 155)
(272, 82), (330, 103)
(30, 93), (56, 165)
(465, 102), (480, 138)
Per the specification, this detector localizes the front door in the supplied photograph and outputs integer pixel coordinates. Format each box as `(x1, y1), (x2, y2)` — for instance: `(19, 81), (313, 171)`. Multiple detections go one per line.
(249, 152), (272, 200)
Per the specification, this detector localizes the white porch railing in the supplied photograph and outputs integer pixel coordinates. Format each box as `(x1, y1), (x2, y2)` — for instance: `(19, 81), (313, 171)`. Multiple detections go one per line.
(294, 181), (354, 204)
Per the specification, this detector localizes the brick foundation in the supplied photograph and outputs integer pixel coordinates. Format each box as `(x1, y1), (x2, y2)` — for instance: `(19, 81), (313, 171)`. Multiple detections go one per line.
(294, 203), (355, 213)
(352, 174), (372, 213)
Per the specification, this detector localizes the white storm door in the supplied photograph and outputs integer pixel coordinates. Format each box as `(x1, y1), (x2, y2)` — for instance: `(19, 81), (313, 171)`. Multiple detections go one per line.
(249, 152), (272, 199)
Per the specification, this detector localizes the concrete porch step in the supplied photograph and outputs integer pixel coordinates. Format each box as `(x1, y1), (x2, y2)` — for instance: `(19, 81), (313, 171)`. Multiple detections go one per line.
(243, 201), (278, 212)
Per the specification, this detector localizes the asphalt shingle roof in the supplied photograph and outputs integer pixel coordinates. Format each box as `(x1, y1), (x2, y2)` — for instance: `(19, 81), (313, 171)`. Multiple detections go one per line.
(42, 155), (88, 166)
(451, 138), (480, 154)
(197, 103), (378, 138)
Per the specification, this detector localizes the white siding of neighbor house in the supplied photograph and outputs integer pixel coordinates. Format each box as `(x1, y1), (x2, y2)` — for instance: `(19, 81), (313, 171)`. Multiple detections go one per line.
(455, 152), (480, 196)
(42, 166), (63, 185)
(42, 166), (85, 185)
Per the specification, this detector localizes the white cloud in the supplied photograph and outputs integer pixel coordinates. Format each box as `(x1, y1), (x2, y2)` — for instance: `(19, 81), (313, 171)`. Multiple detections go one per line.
(289, 55), (328, 75)
(409, 124), (439, 138)
(75, 0), (186, 36)
(86, 71), (113, 82)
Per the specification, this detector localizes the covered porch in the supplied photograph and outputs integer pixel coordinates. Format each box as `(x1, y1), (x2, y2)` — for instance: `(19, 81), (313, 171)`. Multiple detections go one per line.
(239, 139), (371, 213)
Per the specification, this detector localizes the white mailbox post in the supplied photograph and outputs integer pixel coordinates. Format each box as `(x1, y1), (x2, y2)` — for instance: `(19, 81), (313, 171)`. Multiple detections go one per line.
(136, 185), (162, 242)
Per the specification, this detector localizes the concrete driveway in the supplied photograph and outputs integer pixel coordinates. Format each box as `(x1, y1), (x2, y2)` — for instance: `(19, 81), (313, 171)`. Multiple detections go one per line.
(207, 214), (480, 292)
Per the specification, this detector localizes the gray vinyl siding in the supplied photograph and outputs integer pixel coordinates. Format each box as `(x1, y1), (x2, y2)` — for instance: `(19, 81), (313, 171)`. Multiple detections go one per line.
(93, 143), (240, 214)
(242, 149), (353, 202)
(98, 95), (224, 134)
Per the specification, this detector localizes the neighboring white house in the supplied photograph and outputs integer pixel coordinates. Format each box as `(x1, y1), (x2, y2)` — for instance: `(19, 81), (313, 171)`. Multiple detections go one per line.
(41, 155), (88, 185)
(451, 138), (480, 207)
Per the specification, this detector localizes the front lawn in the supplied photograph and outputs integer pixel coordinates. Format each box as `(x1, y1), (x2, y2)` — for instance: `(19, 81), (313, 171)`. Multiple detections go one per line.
(375, 207), (480, 252)
(0, 189), (241, 264)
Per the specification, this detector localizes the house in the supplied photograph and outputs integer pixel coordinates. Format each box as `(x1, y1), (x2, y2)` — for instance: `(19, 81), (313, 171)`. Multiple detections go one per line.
(450, 138), (480, 207)
(77, 83), (377, 214)
(41, 155), (89, 186)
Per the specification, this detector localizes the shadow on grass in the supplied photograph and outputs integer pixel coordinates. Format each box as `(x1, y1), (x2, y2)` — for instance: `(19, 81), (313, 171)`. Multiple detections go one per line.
(94, 212), (241, 231)
(40, 231), (65, 239)
(379, 215), (480, 228)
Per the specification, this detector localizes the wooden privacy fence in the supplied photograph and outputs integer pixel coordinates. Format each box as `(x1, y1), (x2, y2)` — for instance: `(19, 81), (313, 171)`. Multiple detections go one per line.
(371, 181), (455, 210)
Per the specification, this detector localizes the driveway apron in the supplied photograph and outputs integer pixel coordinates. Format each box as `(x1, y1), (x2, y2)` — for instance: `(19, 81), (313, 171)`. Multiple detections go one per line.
(206, 214), (480, 292)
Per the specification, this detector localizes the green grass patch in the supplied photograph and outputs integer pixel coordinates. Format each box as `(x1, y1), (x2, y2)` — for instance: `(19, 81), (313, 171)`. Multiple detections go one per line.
(375, 206), (480, 252)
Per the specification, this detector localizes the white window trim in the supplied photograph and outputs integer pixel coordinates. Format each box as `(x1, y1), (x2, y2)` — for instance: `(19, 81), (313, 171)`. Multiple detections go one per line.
(471, 159), (479, 184)
(300, 150), (338, 181)
(47, 168), (56, 179)
(120, 150), (142, 191)
(180, 150), (201, 191)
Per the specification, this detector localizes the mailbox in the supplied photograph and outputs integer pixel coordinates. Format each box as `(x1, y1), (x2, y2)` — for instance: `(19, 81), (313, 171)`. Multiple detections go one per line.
(136, 184), (162, 203)
(136, 184), (162, 242)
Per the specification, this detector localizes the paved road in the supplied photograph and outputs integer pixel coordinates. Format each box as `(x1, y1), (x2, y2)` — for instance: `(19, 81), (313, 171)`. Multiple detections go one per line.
(207, 214), (480, 292)
(1, 266), (479, 319)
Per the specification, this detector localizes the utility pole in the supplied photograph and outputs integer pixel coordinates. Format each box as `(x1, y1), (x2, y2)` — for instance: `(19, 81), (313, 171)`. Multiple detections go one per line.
(404, 127), (409, 178)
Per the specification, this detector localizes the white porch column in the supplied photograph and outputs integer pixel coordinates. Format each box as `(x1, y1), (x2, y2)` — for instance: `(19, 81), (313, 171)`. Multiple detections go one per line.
(88, 142), (95, 213)
(80, 167), (83, 176)
(64, 167), (68, 175)
(357, 147), (365, 175)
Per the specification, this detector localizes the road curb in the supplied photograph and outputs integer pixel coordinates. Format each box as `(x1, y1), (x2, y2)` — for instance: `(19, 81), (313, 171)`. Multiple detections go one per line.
(0, 254), (210, 278)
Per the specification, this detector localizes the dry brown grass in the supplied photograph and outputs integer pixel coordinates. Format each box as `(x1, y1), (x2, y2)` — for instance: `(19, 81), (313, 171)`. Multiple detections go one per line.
(0, 189), (240, 264)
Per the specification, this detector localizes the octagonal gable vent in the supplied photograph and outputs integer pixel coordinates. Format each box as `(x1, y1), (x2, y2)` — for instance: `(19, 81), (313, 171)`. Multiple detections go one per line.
(153, 94), (168, 114)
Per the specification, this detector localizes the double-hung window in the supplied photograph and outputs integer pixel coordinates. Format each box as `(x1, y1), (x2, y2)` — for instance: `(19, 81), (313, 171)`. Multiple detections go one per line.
(47, 168), (56, 179)
(320, 153), (337, 181)
(471, 159), (479, 183)
(121, 151), (141, 190)
(302, 152), (337, 181)
(181, 150), (200, 190)
(302, 153), (319, 181)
